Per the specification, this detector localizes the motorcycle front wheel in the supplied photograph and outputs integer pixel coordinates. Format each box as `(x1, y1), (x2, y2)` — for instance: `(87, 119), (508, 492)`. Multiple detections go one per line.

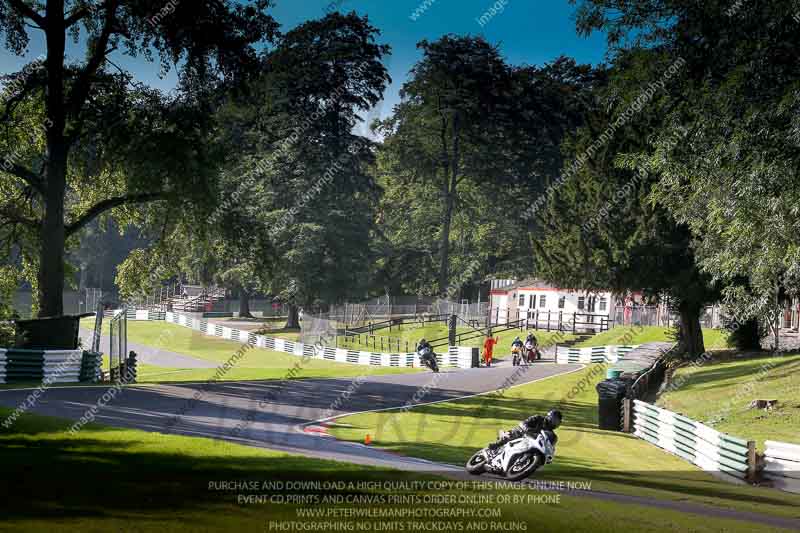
(465, 451), (488, 475)
(505, 452), (543, 481)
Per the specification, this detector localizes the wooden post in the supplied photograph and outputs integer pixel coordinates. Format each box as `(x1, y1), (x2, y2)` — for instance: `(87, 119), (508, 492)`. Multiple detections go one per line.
(572, 313), (576, 334)
(558, 311), (562, 331)
(547, 310), (551, 332)
(622, 398), (632, 433)
(746, 441), (758, 483)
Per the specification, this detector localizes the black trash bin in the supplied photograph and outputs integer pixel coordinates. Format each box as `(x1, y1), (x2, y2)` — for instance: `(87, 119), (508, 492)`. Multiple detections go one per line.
(596, 378), (629, 431)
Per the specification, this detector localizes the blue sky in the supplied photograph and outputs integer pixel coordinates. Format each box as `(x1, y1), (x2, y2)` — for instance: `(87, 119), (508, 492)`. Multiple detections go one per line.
(1, 0), (607, 126)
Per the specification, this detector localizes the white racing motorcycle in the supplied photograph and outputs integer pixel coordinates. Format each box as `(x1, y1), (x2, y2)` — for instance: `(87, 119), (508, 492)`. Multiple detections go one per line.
(465, 429), (557, 481)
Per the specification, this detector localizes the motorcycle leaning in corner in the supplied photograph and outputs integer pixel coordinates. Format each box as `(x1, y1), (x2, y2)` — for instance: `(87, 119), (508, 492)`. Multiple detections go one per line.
(465, 429), (557, 481)
(417, 345), (440, 373)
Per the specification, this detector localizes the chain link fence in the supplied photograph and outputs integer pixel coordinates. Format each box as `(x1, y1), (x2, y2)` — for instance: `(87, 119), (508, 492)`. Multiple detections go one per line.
(300, 313), (339, 349)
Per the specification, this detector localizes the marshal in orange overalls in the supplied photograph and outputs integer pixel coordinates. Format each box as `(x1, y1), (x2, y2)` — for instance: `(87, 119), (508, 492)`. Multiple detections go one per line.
(483, 336), (499, 367)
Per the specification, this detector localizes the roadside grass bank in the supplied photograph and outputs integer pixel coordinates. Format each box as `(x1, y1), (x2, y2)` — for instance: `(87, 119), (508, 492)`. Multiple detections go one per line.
(329, 364), (800, 518)
(0, 407), (792, 533)
(657, 352), (800, 448)
(574, 325), (729, 350)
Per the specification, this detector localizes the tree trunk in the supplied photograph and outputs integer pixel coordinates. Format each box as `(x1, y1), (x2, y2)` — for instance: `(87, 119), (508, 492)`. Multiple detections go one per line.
(438, 189), (455, 296)
(38, 0), (67, 318)
(285, 304), (300, 330)
(438, 113), (460, 297)
(239, 288), (254, 319)
(677, 303), (705, 357)
(38, 146), (68, 318)
(774, 280), (780, 352)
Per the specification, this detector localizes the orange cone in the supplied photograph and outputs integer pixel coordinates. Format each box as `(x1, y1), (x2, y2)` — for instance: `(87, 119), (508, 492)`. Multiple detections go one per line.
(365, 434), (372, 445)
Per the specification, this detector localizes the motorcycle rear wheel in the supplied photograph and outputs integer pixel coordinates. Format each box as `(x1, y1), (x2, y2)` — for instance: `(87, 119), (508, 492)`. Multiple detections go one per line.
(505, 452), (543, 481)
(465, 451), (488, 475)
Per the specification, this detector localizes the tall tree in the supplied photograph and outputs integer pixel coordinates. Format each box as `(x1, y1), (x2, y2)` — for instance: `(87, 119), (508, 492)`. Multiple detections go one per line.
(377, 36), (514, 295)
(375, 53), (599, 296)
(534, 49), (717, 356)
(572, 0), (800, 347)
(0, 0), (277, 317)
(229, 11), (391, 328)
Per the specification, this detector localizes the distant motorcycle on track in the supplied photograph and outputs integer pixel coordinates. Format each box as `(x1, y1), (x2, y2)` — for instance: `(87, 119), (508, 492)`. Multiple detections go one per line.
(524, 340), (541, 363)
(511, 345), (526, 366)
(417, 346), (440, 373)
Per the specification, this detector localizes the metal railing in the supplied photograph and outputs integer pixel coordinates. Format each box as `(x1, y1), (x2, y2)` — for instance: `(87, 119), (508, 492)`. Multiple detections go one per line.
(340, 333), (412, 353)
(108, 307), (127, 383)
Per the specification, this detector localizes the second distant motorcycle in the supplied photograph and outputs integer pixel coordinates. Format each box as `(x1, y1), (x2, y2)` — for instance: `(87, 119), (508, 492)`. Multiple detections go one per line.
(418, 346), (439, 372)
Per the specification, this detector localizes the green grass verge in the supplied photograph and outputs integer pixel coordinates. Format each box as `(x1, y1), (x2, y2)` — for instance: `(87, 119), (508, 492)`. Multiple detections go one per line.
(0, 407), (792, 532)
(657, 352), (800, 448)
(329, 364), (800, 519)
(76, 320), (417, 384)
(575, 325), (729, 350)
(338, 320), (577, 354)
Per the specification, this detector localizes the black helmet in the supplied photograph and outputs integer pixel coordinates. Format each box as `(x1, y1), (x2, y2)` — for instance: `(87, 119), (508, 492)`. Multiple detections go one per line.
(544, 410), (562, 430)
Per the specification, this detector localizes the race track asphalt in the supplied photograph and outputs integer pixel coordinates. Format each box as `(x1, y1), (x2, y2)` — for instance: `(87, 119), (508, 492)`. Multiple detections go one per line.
(0, 360), (580, 472)
(2, 358), (799, 530)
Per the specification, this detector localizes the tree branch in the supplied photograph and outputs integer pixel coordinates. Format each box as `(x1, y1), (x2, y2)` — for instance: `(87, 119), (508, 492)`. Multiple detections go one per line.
(66, 0), (118, 126)
(8, 0), (46, 28)
(3, 161), (45, 195)
(0, 205), (38, 228)
(65, 191), (165, 237)
(65, 1), (104, 28)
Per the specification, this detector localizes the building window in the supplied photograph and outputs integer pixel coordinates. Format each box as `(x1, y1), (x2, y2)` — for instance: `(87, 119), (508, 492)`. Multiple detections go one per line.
(588, 296), (596, 312)
(577, 296), (585, 311)
(530, 295), (535, 308)
(518, 294), (524, 307)
(558, 296), (565, 309)
(599, 296), (608, 312)
(539, 295), (547, 308)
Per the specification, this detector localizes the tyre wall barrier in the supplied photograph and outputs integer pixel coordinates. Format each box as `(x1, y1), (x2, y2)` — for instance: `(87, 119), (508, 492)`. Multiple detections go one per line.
(80, 351), (103, 382)
(763, 440), (800, 494)
(632, 399), (755, 483)
(162, 312), (475, 369)
(0, 349), (100, 383)
(555, 345), (638, 364)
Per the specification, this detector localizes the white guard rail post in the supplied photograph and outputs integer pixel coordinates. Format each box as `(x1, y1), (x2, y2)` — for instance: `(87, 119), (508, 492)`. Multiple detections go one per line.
(763, 440), (800, 494)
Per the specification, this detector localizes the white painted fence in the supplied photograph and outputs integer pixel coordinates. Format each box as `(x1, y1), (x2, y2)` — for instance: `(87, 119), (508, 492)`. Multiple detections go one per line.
(632, 399), (754, 482)
(126, 308), (166, 321)
(555, 345), (638, 364)
(163, 312), (476, 369)
(763, 440), (800, 494)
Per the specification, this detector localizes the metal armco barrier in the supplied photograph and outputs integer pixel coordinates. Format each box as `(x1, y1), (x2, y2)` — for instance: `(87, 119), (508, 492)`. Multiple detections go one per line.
(164, 312), (476, 369)
(631, 399), (756, 482)
(763, 440), (800, 494)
